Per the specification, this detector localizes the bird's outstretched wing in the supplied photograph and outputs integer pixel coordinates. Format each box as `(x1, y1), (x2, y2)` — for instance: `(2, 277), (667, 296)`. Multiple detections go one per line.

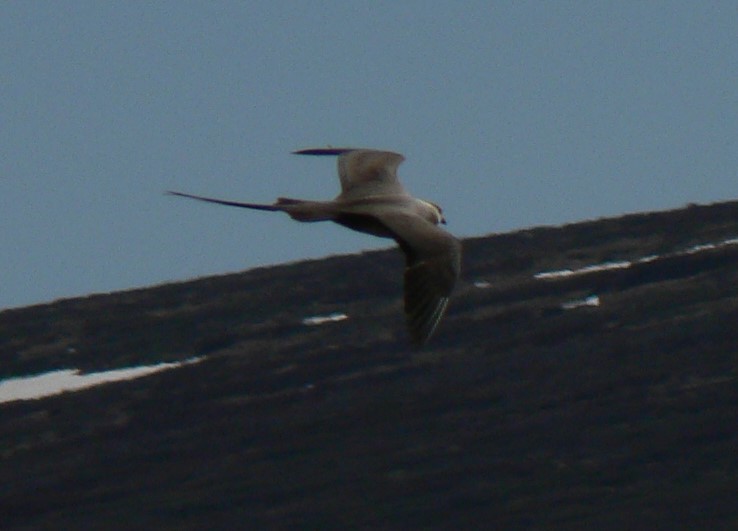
(294, 148), (407, 201)
(377, 212), (461, 344)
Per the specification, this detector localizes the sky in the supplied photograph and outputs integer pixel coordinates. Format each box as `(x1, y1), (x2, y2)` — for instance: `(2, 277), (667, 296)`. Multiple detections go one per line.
(2, 1), (737, 311)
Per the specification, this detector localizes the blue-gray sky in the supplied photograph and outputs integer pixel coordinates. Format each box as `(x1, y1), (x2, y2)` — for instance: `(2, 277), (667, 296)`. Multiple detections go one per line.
(3, 2), (737, 310)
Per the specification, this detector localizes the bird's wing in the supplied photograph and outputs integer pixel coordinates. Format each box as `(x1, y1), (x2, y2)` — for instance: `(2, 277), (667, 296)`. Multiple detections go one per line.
(294, 148), (408, 200)
(378, 212), (462, 344)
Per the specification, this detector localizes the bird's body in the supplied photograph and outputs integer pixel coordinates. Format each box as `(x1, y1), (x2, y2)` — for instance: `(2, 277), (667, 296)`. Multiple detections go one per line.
(168, 148), (461, 344)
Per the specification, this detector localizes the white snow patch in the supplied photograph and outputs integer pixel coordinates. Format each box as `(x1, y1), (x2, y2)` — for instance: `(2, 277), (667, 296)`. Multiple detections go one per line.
(534, 260), (632, 279)
(638, 254), (659, 264)
(534, 236), (738, 281)
(0, 358), (202, 405)
(682, 237), (738, 254)
(685, 243), (717, 254)
(561, 295), (601, 310)
(302, 312), (348, 326)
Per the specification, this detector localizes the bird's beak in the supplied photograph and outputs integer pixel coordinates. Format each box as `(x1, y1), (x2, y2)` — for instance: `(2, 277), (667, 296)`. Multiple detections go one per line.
(441, 216), (447, 225)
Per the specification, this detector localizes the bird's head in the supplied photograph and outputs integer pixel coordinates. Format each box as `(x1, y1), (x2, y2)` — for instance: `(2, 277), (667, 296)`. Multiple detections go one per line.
(419, 199), (446, 225)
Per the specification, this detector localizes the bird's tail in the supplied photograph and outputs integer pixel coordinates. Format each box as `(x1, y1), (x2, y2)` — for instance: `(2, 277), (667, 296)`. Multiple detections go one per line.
(275, 198), (337, 222)
(166, 191), (282, 211)
(167, 191), (337, 222)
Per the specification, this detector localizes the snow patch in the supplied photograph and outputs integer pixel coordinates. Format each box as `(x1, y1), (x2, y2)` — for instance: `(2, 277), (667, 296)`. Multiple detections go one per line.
(534, 261), (631, 279)
(534, 236), (738, 280)
(0, 358), (202, 405)
(561, 295), (601, 310)
(302, 312), (348, 326)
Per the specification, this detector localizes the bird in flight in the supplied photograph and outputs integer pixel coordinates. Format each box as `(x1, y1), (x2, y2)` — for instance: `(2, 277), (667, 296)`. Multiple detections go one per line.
(168, 148), (461, 344)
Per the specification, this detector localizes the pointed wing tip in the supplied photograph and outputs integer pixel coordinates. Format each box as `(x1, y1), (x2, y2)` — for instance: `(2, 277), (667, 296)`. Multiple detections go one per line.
(292, 148), (357, 156)
(405, 297), (450, 346)
(293, 148), (406, 165)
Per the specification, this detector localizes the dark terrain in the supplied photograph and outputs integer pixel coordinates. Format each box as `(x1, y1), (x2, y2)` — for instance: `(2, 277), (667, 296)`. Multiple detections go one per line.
(1, 201), (737, 530)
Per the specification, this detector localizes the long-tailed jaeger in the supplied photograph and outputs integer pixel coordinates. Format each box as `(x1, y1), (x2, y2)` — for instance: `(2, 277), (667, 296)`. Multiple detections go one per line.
(168, 148), (461, 344)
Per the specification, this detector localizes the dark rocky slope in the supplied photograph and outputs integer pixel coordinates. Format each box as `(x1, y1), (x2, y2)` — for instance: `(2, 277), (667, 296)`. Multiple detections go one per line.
(1, 201), (737, 529)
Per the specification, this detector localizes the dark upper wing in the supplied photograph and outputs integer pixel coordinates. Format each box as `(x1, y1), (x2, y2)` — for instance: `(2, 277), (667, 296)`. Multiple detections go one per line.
(294, 148), (407, 201)
(293, 148), (356, 156)
(378, 212), (462, 344)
